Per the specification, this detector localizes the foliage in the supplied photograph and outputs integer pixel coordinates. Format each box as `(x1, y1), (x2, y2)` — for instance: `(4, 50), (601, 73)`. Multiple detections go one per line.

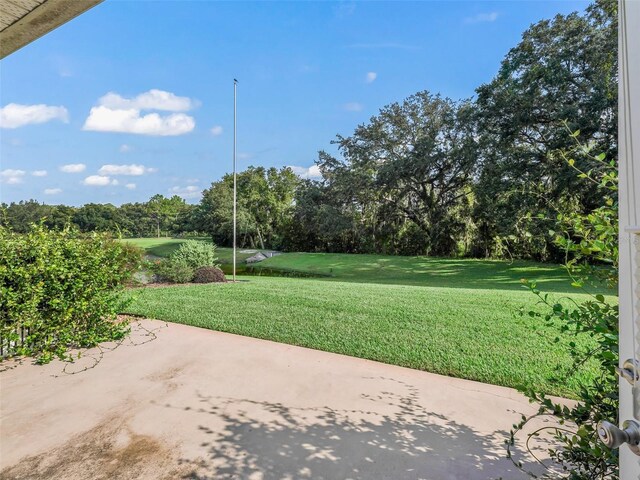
(0, 224), (142, 363)
(122, 239), (256, 268)
(279, 0), (616, 258)
(72, 203), (123, 233)
(473, 0), (617, 261)
(196, 166), (299, 249)
(152, 258), (195, 283)
(169, 240), (218, 270)
(150, 239), (218, 283)
(300, 92), (477, 256)
(282, 180), (360, 253)
(0, 200), (75, 232)
(193, 266), (227, 283)
(1, 195), (195, 239)
(0, 0), (618, 262)
(508, 138), (618, 479)
(146, 194), (193, 238)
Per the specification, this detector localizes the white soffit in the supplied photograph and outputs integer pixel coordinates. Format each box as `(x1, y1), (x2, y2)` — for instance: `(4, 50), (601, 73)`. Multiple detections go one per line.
(0, 0), (103, 59)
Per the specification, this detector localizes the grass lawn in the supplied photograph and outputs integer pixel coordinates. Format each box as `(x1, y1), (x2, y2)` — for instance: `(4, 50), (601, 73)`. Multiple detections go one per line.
(125, 277), (600, 398)
(125, 238), (611, 293)
(256, 252), (610, 294)
(123, 237), (254, 265)
(123, 238), (614, 397)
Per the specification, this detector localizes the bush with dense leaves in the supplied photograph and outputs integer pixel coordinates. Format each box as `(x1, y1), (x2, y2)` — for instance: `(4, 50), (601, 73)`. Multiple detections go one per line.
(193, 266), (227, 283)
(0, 224), (143, 363)
(153, 258), (194, 283)
(151, 240), (219, 283)
(170, 240), (218, 270)
(508, 138), (619, 479)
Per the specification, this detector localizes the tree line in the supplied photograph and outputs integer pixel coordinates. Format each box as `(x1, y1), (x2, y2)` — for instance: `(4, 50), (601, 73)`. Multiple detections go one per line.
(1, 194), (196, 238)
(1, 0), (616, 262)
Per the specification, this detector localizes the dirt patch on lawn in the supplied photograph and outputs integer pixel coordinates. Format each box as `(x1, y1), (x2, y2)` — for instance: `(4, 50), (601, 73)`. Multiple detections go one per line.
(0, 413), (190, 480)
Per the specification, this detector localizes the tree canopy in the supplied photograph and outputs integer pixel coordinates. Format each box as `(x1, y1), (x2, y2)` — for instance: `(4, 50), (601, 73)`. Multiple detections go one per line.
(1, 0), (617, 262)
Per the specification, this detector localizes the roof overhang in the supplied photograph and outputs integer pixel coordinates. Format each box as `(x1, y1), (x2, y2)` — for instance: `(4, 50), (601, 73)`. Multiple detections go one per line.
(0, 0), (103, 59)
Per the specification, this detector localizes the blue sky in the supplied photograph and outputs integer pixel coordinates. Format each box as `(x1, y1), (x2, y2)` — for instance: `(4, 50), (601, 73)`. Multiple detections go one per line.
(0, 0), (588, 206)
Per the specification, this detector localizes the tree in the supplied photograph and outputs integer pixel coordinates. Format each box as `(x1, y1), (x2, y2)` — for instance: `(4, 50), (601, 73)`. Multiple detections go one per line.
(146, 194), (187, 238)
(0, 0), (617, 262)
(473, 0), (617, 260)
(119, 202), (156, 237)
(283, 180), (361, 253)
(72, 203), (123, 233)
(197, 167), (298, 249)
(197, 178), (243, 246)
(0, 200), (67, 233)
(314, 92), (477, 256)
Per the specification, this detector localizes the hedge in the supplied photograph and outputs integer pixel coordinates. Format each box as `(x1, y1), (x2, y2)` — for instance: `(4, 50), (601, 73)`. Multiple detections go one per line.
(0, 224), (142, 363)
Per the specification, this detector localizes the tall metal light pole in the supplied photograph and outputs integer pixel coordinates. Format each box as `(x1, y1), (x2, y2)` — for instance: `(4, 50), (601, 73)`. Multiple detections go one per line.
(233, 79), (238, 282)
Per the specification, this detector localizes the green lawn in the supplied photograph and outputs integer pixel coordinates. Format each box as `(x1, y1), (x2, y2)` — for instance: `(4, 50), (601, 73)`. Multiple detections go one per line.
(123, 237), (191, 258)
(123, 237), (254, 265)
(123, 238), (613, 397)
(125, 238), (610, 293)
(124, 276), (600, 398)
(255, 252), (594, 293)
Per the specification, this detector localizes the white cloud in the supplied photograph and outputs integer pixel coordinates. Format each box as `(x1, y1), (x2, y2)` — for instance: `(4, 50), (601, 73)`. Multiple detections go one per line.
(288, 165), (322, 180)
(464, 12), (499, 24)
(32, 170), (48, 177)
(125, 183), (136, 190)
(83, 106), (195, 136)
(0, 169), (26, 184)
(98, 164), (157, 176)
(83, 175), (116, 186)
(169, 185), (201, 199)
(334, 2), (356, 19)
(60, 163), (86, 173)
(344, 102), (363, 112)
(44, 188), (62, 195)
(50, 54), (74, 78)
(98, 89), (196, 112)
(119, 144), (132, 153)
(366, 72), (377, 83)
(0, 103), (69, 129)
(83, 89), (197, 136)
(210, 125), (223, 136)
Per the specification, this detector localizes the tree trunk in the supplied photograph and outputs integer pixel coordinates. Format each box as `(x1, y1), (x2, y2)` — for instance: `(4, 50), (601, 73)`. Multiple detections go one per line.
(256, 226), (266, 250)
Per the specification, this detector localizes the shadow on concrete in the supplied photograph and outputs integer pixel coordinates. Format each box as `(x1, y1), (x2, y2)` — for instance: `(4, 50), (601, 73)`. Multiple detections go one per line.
(169, 378), (545, 480)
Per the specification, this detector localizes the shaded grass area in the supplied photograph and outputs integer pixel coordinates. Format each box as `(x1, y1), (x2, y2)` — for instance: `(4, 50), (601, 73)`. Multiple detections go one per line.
(125, 276), (599, 398)
(257, 252), (611, 294)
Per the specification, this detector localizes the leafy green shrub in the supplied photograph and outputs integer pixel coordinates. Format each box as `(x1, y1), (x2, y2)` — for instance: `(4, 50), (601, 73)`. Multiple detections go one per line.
(153, 258), (194, 283)
(0, 224), (143, 363)
(193, 266), (227, 283)
(508, 138), (619, 479)
(170, 240), (218, 270)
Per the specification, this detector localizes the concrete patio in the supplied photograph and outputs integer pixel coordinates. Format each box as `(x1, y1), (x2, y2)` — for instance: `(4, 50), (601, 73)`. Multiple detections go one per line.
(0, 320), (557, 479)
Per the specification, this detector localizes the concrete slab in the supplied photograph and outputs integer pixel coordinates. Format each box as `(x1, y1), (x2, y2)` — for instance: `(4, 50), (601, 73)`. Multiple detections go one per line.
(0, 320), (557, 479)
